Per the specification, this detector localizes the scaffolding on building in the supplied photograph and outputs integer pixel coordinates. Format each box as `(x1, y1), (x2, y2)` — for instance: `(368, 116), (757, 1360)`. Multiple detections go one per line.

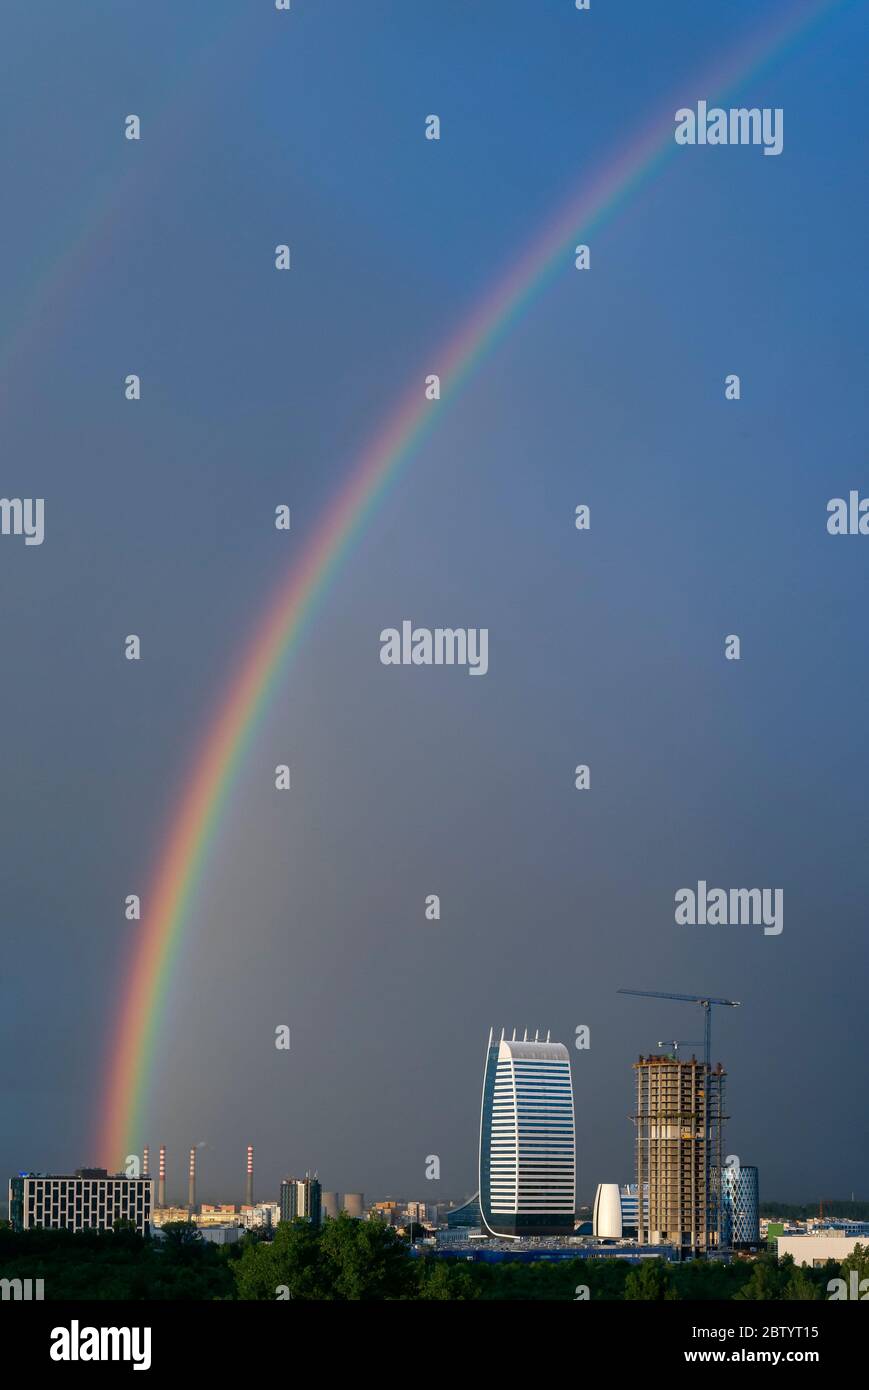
(632, 1053), (727, 1255)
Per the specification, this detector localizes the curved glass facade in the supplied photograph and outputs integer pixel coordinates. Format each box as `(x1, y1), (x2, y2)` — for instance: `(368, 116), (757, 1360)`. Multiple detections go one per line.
(446, 1194), (482, 1229)
(478, 1030), (576, 1239)
(721, 1164), (759, 1247)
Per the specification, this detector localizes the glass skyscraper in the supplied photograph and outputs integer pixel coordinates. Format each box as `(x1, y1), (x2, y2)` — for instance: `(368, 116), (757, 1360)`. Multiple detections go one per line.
(721, 1163), (759, 1248)
(478, 1029), (576, 1239)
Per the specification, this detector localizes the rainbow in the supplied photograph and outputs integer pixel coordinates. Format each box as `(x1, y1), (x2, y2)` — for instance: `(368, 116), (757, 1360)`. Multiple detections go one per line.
(2, 11), (247, 382)
(98, 0), (844, 1166)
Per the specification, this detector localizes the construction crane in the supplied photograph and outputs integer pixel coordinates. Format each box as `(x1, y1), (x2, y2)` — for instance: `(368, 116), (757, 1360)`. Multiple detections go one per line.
(619, 989), (741, 1252)
(619, 989), (740, 1075)
(656, 1040), (705, 1055)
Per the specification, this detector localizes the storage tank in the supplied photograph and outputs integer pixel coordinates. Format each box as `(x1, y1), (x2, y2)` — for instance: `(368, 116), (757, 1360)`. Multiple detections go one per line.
(321, 1191), (340, 1220)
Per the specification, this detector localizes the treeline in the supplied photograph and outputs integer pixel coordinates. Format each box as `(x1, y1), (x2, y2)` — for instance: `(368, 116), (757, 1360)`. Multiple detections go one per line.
(760, 1200), (869, 1221)
(0, 1221), (235, 1300)
(1, 1217), (867, 1301)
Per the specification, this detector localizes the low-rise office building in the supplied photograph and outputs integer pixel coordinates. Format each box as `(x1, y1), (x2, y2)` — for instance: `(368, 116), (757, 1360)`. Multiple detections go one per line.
(8, 1170), (152, 1236)
(777, 1233), (869, 1266)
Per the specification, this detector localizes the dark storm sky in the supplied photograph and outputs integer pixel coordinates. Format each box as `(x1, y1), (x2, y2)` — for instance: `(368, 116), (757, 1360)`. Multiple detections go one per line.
(1, 0), (867, 1209)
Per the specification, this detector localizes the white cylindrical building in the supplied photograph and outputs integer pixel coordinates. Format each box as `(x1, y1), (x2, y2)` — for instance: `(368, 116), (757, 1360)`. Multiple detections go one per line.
(593, 1183), (623, 1239)
(721, 1164), (759, 1247)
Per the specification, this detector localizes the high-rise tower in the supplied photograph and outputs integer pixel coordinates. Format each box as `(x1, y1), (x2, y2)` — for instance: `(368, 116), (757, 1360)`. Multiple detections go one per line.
(280, 1175), (322, 1226)
(478, 1028), (576, 1239)
(633, 1053), (726, 1254)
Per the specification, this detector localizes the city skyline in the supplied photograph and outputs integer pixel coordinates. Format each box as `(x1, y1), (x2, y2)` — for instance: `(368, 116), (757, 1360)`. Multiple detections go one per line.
(0, 1015), (827, 1222)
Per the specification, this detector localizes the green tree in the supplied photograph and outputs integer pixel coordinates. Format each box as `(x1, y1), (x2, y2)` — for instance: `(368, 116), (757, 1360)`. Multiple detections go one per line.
(675, 1258), (749, 1300)
(235, 1219), (325, 1300)
(0, 1223), (233, 1300)
(402, 1222), (427, 1243)
(158, 1222), (204, 1263)
(623, 1259), (679, 1301)
(839, 1241), (869, 1282)
(234, 1215), (417, 1301)
(319, 1213), (416, 1300)
(733, 1251), (788, 1300)
(582, 1258), (631, 1301)
(835, 1242), (869, 1299)
(782, 1267), (822, 1300)
(416, 1259), (477, 1300)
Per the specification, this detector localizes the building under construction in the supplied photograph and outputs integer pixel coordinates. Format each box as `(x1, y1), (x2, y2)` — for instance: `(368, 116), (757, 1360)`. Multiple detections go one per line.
(633, 1053), (727, 1255)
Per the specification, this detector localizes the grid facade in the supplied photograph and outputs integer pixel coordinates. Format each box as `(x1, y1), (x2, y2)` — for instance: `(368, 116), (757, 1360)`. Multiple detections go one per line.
(8, 1171), (152, 1236)
(721, 1164), (759, 1247)
(634, 1055), (726, 1254)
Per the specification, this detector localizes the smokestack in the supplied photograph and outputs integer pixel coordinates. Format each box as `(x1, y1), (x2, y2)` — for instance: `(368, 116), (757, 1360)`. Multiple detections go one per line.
(188, 1147), (197, 1211)
(245, 1145), (254, 1208)
(157, 1145), (166, 1208)
(142, 1146), (150, 1178)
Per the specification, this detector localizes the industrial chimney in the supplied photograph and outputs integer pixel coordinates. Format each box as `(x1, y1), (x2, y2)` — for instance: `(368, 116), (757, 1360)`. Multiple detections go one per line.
(142, 1146), (150, 1179)
(245, 1145), (254, 1208)
(188, 1147), (197, 1212)
(157, 1145), (166, 1208)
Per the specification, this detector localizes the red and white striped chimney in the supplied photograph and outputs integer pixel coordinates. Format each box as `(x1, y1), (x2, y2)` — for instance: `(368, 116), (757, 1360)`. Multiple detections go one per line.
(245, 1144), (254, 1208)
(157, 1145), (166, 1208)
(142, 1145), (150, 1178)
(188, 1147), (197, 1211)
